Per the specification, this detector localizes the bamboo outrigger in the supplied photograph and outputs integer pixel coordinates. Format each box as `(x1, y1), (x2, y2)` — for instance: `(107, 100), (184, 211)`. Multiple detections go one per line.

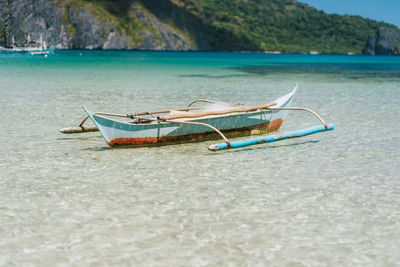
(60, 84), (333, 150)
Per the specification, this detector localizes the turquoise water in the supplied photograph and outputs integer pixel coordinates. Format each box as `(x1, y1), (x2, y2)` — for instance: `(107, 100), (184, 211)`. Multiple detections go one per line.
(1, 51), (399, 265)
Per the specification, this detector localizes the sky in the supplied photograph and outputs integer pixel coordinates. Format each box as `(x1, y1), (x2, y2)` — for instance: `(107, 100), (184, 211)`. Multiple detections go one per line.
(298, 0), (400, 28)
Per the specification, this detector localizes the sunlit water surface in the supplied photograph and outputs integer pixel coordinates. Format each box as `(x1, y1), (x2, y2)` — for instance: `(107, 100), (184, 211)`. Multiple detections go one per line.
(0, 51), (399, 266)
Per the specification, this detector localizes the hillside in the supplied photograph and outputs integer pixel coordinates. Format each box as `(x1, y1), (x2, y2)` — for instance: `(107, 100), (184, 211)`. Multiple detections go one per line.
(0, 0), (398, 53)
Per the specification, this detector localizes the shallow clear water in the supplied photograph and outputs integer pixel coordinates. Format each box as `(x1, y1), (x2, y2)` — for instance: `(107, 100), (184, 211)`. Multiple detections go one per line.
(0, 51), (399, 266)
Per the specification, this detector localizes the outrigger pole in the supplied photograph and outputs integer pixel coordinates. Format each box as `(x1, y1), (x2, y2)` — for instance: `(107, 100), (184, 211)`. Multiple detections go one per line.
(208, 106), (333, 151)
(208, 124), (334, 151)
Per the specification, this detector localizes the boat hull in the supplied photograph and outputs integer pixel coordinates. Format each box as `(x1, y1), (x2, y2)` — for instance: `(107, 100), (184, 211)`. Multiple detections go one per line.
(107, 119), (283, 147)
(84, 87), (296, 147)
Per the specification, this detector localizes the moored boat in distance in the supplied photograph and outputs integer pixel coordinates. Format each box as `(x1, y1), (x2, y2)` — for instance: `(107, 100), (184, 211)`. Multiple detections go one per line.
(60, 84), (333, 150)
(0, 35), (56, 55)
(0, 45), (55, 55)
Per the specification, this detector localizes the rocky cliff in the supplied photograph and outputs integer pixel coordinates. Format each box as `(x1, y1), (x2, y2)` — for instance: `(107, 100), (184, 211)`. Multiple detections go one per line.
(0, 0), (69, 48)
(0, 0), (196, 50)
(363, 28), (400, 55)
(0, 0), (398, 53)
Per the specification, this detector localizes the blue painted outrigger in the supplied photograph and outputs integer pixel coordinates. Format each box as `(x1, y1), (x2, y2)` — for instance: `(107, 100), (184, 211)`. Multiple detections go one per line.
(207, 103), (334, 151)
(208, 124), (334, 151)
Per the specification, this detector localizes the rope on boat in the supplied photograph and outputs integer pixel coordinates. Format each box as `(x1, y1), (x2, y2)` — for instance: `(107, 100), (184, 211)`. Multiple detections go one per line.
(81, 107), (206, 121)
(61, 107), (204, 133)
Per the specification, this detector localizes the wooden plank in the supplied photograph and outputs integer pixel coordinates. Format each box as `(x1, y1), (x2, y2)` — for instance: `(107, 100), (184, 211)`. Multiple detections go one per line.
(159, 102), (277, 120)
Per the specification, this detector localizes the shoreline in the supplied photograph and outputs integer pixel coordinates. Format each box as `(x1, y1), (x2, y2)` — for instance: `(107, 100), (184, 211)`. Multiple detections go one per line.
(1, 48), (398, 56)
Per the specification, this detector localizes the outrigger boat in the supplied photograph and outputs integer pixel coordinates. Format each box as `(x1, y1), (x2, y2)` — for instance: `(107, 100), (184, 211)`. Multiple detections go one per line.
(60, 84), (333, 151)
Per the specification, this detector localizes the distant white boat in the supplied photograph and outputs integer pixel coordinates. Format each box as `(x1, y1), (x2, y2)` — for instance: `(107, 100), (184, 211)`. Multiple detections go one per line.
(0, 35), (56, 55)
(28, 46), (56, 55)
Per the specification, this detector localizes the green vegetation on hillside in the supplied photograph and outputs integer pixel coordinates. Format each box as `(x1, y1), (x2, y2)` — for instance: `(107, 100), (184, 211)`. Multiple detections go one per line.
(176, 0), (396, 53)
(53, 0), (167, 47)
(55, 0), (397, 53)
